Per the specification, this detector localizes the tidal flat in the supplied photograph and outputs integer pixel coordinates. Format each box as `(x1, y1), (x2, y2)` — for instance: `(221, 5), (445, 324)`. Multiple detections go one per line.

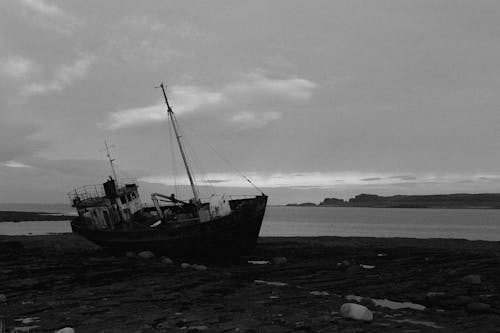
(1, 234), (500, 332)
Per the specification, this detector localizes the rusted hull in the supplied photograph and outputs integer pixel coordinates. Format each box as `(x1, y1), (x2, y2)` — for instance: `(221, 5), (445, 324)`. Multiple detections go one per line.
(71, 195), (267, 257)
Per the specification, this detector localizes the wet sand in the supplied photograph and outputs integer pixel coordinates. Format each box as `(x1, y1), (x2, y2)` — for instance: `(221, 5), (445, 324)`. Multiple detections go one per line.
(1, 234), (500, 332)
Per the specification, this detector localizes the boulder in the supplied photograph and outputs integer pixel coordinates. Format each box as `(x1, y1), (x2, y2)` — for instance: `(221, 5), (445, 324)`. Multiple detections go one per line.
(138, 251), (155, 259)
(340, 303), (373, 321)
(461, 274), (482, 285)
(0, 294), (6, 303)
(192, 264), (207, 271)
(55, 328), (75, 333)
(181, 263), (191, 269)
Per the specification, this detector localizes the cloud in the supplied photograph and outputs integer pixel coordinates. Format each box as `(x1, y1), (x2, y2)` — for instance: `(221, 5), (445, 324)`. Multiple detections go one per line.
(140, 172), (397, 189)
(388, 175), (418, 181)
(230, 111), (282, 129)
(19, 0), (81, 34)
(361, 177), (382, 181)
(21, 0), (64, 16)
(140, 171), (500, 190)
(0, 56), (37, 80)
(1, 161), (32, 168)
(104, 16), (211, 65)
(21, 55), (95, 96)
(104, 86), (223, 130)
(226, 71), (316, 100)
(125, 15), (211, 41)
(105, 71), (316, 130)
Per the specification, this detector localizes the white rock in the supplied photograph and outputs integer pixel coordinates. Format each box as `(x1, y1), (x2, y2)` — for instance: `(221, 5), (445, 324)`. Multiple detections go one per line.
(254, 280), (288, 287)
(0, 294), (6, 302)
(248, 260), (270, 265)
(181, 263), (191, 269)
(340, 303), (373, 321)
(138, 251), (155, 259)
(55, 327), (75, 333)
(160, 256), (173, 264)
(192, 264), (207, 271)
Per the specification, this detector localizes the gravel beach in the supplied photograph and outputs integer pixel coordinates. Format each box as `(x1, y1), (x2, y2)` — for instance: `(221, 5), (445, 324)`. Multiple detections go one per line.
(1, 234), (500, 332)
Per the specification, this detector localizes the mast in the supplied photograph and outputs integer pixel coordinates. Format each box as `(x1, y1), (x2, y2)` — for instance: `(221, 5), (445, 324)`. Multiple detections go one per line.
(104, 140), (118, 184)
(158, 83), (200, 204)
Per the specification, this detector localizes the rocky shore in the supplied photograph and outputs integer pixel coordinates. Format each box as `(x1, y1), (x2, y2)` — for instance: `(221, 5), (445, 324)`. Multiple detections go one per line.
(1, 234), (500, 332)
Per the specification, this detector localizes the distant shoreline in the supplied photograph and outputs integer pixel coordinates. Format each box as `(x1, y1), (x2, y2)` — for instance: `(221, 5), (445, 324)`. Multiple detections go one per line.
(284, 205), (500, 209)
(286, 192), (500, 209)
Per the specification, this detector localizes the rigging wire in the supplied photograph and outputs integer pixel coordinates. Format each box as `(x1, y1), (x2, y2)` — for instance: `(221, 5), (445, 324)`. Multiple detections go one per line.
(181, 127), (216, 198)
(177, 116), (215, 195)
(174, 116), (215, 198)
(180, 124), (264, 195)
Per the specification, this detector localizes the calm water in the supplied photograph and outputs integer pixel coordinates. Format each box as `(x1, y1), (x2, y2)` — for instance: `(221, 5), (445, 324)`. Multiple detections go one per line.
(262, 206), (500, 241)
(0, 203), (73, 214)
(1, 204), (500, 241)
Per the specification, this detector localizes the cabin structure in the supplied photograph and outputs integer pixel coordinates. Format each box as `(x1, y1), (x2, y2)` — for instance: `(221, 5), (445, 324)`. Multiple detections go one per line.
(69, 178), (142, 230)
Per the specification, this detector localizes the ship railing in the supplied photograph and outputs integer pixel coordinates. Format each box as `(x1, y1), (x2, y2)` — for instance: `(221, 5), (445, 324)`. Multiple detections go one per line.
(68, 178), (138, 202)
(68, 184), (105, 202)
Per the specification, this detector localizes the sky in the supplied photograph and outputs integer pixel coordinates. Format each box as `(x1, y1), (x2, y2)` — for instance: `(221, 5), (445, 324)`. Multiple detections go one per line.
(1, 0), (500, 204)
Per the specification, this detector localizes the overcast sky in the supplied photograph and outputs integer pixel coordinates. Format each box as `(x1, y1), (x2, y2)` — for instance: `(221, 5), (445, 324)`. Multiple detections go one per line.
(1, 0), (500, 204)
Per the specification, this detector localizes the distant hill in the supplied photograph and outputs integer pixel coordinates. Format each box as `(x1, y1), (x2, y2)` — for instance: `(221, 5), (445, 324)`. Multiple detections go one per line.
(287, 193), (500, 209)
(348, 193), (500, 208)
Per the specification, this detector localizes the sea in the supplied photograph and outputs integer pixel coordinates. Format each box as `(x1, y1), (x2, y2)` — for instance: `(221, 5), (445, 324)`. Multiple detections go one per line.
(1, 204), (500, 241)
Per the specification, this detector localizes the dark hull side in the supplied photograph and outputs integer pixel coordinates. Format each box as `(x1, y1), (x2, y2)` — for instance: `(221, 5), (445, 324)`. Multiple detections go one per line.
(71, 195), (267, 257)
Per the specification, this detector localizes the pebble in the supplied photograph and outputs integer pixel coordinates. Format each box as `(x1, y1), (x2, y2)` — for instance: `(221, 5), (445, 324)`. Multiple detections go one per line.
(272, 257), (287, 264)
(461, 274), (482, 285)
(55, 328), (75, 333)
(160, 256), (173, 264)
(466, 302), (491, 313)
(138, 251), (155, 259)
(181, 263), (191, 269)
(340, 303), (373, 321)
(0, 294), (6, 303)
